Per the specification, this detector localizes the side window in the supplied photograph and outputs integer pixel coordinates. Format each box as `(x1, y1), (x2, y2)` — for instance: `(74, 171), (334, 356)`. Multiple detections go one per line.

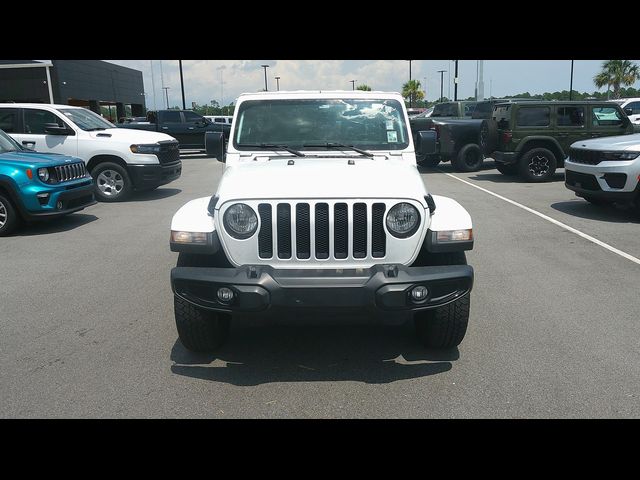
(516, 107), (550, 127)
(464, 104), (476, 117)
(556, 106), (584, 127)
(24, 109), (63, 135)
(591, 106), (623, 127)
(183, 111), (202, 123)
(626, 102), (640, 115)
(0, 108), (18, 133)
(162, 111), (182, 123)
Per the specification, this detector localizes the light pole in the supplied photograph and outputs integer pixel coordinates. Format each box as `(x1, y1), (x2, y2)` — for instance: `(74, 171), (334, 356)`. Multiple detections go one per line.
(350, 79), (356, 90)
(569, 60), (574, 101)
(217, 66), (225, 113)
(437, 70), (446, 103)
(260, 64), (269, 91)
(162, 86), (170, 109)
(407, 60), (413, 108)
(454, 60), (459, 101)
(275, 76), (280, 91)
(179, 60), (186, 110)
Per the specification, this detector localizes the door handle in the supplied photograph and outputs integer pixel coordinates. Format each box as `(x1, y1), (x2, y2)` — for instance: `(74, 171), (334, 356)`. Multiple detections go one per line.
(188, 127), (195, 130)
(22, 140), (35, 145)
(161, 126), (169, 130)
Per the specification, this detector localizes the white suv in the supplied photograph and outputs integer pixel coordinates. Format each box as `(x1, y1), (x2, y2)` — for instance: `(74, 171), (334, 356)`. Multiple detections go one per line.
(169, 90), (475, 352)
(0, 103), (182, 201)
(565, 133), (640, 212)
(611, 98), (640, 126)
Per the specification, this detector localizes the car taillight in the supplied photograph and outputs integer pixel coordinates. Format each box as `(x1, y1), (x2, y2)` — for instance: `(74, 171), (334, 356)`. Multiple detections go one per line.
(502, 132), (512, 143)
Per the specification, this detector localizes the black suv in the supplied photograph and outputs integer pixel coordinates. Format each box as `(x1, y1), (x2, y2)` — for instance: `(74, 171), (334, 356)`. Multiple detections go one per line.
(485, 100), (636, 182)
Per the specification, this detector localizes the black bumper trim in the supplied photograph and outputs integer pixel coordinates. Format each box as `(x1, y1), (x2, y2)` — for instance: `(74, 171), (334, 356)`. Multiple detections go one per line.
(171, 264), (474, 314)
(492, 151), (518, 165)
(128, 162), (182, 190)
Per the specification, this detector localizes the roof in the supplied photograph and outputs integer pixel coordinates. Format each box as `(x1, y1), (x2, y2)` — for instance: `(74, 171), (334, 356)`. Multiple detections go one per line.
(0, 103), (84, 109)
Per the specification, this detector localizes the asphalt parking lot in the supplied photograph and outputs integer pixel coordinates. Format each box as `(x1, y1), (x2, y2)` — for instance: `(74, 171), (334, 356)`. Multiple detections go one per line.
(1, 155), (639, 418)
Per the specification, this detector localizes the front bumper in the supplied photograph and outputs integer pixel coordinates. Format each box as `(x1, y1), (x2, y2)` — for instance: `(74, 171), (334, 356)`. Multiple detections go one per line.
(171, 264), (474, 314)
(564, 160), (640, 202)
(22, 181), (96, 220)
(128, 161), (182, 190)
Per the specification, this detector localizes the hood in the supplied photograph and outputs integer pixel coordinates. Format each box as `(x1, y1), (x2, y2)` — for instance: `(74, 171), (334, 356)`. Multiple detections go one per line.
(571, 133), (640, 151)
(216, 157), (428, 203)
(0, 150), (83, 167)
(89, 128), (176, 144)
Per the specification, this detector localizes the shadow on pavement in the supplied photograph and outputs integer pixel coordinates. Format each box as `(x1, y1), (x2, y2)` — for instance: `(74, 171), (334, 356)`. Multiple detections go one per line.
(551, 200), (640, 223)
(129, 188), (182, 202)
(12, 213), (98, 236)
(170, 321), (458, 386)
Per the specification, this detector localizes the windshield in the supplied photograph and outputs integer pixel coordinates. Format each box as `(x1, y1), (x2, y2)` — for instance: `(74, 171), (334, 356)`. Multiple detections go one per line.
(233, 98), (410, 151)
(0, 129), (22, 153)
(58, 108), (115, 131)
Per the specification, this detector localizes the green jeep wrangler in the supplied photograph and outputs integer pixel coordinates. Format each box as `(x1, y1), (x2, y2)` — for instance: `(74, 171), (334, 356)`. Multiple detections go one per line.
(484, 101), (635, 182)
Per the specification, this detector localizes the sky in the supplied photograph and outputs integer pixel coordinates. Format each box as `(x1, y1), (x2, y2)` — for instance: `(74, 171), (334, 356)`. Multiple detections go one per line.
(108, 60), (640, 110)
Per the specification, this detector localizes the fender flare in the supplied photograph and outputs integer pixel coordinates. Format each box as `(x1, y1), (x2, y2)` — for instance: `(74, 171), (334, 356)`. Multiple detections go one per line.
(0, 176), (27, 219)
(170, 196), (219, 254)
(424, 195), (473, 252)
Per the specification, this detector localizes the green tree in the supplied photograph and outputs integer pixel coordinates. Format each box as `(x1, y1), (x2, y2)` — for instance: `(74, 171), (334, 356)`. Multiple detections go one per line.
(356, 84), (372, 91)
(401, 79), (425, 106)
(594, 60), (640, 99)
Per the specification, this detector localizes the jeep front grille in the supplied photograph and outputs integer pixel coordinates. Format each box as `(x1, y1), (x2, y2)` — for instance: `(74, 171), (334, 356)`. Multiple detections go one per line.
(257, 201), (387, 260)
(55, 162), (86, 182)
(569, 148), (602, 165)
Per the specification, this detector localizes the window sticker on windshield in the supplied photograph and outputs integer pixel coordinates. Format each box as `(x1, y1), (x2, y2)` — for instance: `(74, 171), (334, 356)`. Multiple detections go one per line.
(386, 120), (394, 130)
(387, 131), (398, 143)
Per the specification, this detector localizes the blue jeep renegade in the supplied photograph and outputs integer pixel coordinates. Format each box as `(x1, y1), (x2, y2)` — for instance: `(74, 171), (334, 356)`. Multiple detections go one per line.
(0, 128), (96, 236)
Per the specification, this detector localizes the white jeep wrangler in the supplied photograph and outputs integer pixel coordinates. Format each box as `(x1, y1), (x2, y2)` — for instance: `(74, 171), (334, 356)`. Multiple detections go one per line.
(169, 91), (474, 351)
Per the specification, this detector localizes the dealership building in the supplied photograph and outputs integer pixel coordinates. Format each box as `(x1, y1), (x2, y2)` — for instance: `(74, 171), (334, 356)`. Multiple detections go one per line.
(0, 60), (146, 122)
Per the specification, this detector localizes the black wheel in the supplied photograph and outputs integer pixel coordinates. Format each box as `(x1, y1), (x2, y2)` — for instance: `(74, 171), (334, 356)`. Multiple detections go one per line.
(583, 196), (612, 206)
(417, 154), (441, 167)
(415, 294), (470, 349)
(518, 148), (557, 182)
(174, 296), (230, 352)
(495, 163), (519, 175)
(91, 162), (133, 202)
(452, 144), (484, 172)
(0, 194), (20, 236)
(479, 119), (498, 155)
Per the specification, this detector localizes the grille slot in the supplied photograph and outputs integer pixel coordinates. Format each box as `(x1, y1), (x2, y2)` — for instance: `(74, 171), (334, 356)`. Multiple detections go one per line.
(353, 203), (367, 258)
(315, 203), (329, 259)
(334, 203), (348, 259)
(372, 203), (386, 258)
(258, 204), (273, 258)
(277, 203), (292, 259)
(296, 203), (311, 259)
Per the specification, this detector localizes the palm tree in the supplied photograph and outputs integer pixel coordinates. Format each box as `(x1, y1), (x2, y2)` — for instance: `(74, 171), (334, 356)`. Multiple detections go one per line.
(356, 84), (372, 91)
(402, 80), (425, 106)
(593, 60), (640, 99)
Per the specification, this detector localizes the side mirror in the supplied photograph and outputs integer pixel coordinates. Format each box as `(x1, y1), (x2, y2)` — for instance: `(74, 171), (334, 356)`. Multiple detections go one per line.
(624, 107), (633, 116)
(44, 123), (71, 135)
(416, 130), (437, 156)
(205, 131), (226, 162)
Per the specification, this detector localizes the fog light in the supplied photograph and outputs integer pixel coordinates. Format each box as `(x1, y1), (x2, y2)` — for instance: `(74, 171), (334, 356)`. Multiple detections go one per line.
(217, 287), (234, 303)
(411, 285), (428, 302)
(56, 201), (63, 210)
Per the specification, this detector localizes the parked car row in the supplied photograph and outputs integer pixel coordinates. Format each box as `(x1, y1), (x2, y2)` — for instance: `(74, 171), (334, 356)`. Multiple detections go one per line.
(0, 103), (185, 235)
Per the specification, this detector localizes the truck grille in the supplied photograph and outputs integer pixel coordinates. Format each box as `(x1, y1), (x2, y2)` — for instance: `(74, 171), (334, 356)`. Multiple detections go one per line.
(55, 162), (87, 182)
(156, 141), (180, 165)
(257, 201), (387, 260)
(569, 148), (602, 165)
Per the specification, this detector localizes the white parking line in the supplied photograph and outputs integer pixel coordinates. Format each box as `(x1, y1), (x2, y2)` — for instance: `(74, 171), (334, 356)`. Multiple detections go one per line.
(441, 172), (640, 266)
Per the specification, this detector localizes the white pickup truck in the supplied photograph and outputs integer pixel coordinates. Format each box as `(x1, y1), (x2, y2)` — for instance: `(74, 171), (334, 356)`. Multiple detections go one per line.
(169, 90), (474, 351)
(0, 103), (182, 201)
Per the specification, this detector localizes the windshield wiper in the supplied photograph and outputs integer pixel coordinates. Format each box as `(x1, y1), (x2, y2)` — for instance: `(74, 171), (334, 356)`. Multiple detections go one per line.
(303, 142), (373, 157)
(238, 143), (305, 157)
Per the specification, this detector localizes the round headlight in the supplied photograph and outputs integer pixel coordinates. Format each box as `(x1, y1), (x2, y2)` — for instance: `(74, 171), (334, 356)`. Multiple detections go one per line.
(223, 203), (258, 239)
(37, 168), (50, 182)
(386, 202), (420, 238)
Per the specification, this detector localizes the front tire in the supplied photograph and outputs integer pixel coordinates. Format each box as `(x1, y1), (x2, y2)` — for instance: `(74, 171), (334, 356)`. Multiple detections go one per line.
(91, 162), (133, 202)
(0, 194), (19, 236)
(452, 144), (484, 172)
(174, 296), (230, 352)
(518, 148), (557, 182)
(415, 294), (470, 349)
